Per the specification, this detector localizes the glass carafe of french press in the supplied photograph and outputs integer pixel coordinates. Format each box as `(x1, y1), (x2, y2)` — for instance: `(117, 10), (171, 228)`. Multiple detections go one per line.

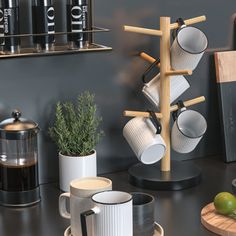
(0, 110), (40, 207)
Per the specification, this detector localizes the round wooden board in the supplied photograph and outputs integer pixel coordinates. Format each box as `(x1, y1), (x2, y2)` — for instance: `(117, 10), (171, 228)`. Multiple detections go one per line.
(201, 203), (236, 236)
(64, 222), (164, 236)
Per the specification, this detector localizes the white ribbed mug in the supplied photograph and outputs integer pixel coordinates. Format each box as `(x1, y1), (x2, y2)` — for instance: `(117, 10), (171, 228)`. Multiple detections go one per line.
(123, 115), (166, 164)
(171, 107), (207, 153)
(59, 177), (112, 236)
(170, 22), (208, 71)
(81, 191), (133, 236)
(142, 73), (190, 108)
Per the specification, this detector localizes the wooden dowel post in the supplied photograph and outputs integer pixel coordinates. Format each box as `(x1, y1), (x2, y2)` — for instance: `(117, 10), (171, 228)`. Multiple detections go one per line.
(160, 17), (171, 172)
(166, 70), (192, 76)
(124, 25), (163, 36)
(170, 96), (205, 112)
(123, 110), (163, 118)
(140, 52), (160, 67)
(170, 15), (206, 30)
(123, 96), (205, 118)
(140, 52), (192, 76)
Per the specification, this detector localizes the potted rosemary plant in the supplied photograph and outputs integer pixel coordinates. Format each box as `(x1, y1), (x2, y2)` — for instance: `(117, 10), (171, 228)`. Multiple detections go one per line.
(49, 91), (103, 191)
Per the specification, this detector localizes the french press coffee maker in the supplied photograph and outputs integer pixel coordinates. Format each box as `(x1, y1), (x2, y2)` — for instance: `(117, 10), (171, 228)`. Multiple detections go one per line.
(0, 110), (40, 207)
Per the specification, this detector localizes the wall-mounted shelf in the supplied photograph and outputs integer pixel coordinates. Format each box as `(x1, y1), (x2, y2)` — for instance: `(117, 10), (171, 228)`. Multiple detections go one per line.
(0, 43), (112, 59)
(0, 27), (112, 59)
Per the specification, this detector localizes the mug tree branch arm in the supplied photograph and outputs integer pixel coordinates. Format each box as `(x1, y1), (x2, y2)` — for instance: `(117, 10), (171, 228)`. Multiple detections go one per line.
(140, 52), (192, 76)
(123, 96), (205, 118)
(170, 15), (206, 30)
(123, 25), (162, 36)
(123, 15), (206, 38)
(166, 70), (192, 76)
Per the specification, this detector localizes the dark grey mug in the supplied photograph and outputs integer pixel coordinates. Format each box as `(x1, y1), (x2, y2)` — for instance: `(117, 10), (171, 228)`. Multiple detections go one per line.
(131, 192), (155, 236)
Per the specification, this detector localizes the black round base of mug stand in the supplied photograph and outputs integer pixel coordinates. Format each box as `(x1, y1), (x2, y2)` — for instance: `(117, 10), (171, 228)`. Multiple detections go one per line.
(128, 160), (201, 191)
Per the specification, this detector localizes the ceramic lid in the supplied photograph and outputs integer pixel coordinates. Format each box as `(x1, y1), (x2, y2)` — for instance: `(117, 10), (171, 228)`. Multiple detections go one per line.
(70, 177), (112, 198)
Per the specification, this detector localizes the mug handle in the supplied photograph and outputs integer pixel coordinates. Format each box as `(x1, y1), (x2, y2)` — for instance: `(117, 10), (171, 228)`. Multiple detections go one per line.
(81, 207), (100, 236)
(172, 17), (186, 39)
(148, 110), (162, 134)
(176, 17), (186, 28)
(58, 192), (71, 219)
(142, 58), (160, 84)
(172, 100), (186, 121)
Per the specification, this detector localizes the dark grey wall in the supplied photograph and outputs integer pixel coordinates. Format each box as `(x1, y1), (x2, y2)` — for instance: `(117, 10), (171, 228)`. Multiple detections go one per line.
(0, 0), (235, 183)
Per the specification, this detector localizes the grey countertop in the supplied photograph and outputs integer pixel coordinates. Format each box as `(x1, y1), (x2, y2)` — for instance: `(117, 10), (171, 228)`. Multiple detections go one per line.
(0, 157), (235, 236)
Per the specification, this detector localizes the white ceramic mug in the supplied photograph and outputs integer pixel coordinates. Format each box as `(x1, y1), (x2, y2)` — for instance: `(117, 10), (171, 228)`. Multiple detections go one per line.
(170, 19), (208, 71)
(81, 191), (133, 236)
(59, 177), (112, 236)
(123, 113), (166, 164)
(142, 73), (190, 108)
(171, 105), (207, 153)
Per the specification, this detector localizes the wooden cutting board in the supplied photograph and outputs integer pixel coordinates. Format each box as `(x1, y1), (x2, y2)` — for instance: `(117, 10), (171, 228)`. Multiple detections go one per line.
(201, 203), (236, 236)
(215, 51), (236, 162)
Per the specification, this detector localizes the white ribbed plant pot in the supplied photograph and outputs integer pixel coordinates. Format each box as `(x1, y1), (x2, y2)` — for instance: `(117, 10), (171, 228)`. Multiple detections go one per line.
(59, 150), (97, 192)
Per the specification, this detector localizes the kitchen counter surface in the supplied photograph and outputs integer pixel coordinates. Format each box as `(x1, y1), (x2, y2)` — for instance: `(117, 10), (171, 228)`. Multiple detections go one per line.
(1, 158), (236, 236)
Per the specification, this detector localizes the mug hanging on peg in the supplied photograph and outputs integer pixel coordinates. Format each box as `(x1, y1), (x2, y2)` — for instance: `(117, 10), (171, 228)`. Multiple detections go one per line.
(171, 100), (207, 154)
(123, 111), (166, 165)
(170, 17), (208, 71)
(142, 58), (190, 108)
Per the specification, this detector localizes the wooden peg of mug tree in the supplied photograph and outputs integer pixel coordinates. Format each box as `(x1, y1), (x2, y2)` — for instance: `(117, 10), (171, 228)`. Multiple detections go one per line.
(170, 15), (206, 29)
(123, 96), (205, 118)
(123, 110), (162, 119)
(124, 15), (206, 37)
(140, 52), (161, 67)
(140, 52), (192, 76)
(123, 26), (162, 36)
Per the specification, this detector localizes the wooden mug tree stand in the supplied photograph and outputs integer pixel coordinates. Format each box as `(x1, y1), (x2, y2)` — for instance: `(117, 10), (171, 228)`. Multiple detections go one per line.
(123, 15), (206, 190)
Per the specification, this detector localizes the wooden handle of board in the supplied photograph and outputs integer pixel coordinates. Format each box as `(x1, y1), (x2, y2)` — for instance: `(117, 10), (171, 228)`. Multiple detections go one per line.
(123, 96), (205, 118)
(124, 25), (162, 36)
(170, 15), (206, 30)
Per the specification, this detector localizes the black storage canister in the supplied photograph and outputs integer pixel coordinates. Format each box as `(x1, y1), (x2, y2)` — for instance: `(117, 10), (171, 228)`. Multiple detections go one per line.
(0, 0), (4, 52)
(3, 0), (20, 54)
(32, 0), (55, 52)
(0, 110), (40, 207)
(67, 0), (92, 49)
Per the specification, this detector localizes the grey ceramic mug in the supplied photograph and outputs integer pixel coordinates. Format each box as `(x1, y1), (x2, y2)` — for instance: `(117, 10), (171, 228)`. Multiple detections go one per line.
(131, 192), (155, 236)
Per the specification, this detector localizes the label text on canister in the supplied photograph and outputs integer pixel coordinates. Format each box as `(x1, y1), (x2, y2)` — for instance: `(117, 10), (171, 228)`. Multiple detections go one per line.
(71, 4), (88, 40)
(0, 8), (4, 45)
(47, 6), (55, 34)
(3, 9), (11, 34)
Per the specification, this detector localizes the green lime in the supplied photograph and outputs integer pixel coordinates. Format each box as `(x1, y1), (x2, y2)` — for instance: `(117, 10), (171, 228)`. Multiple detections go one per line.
(214, 192), (236, 215)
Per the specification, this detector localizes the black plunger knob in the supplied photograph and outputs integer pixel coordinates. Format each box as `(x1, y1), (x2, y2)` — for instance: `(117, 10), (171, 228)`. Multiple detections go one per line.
(12, 109), (21, 121)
